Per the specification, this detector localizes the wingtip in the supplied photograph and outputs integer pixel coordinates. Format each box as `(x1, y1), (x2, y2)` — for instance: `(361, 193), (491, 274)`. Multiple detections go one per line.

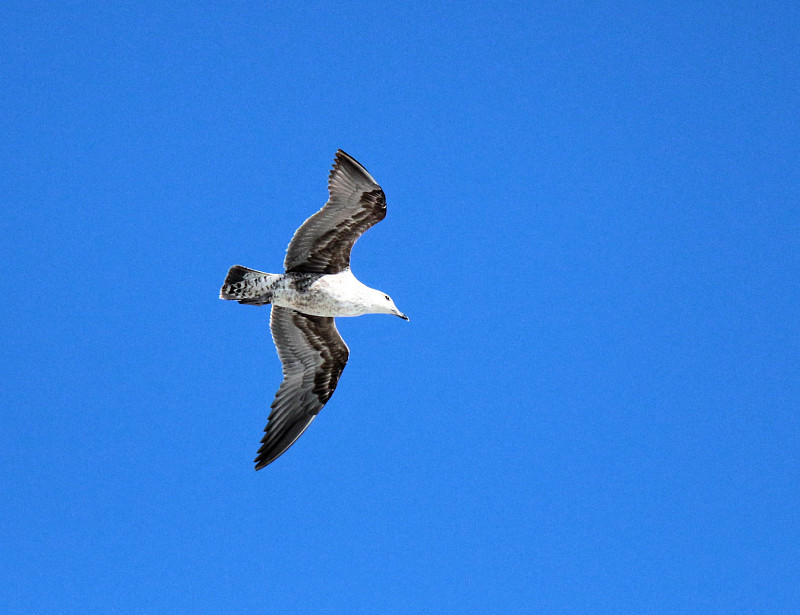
(253, 447), (276, 470)
(254, 448), (275, 470)
(333, 149), (355, 171)
(330, 149), (379, 186)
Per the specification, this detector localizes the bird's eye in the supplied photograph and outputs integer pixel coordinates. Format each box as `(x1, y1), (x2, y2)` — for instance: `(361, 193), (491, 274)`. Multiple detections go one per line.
(385, 295), (390, 301)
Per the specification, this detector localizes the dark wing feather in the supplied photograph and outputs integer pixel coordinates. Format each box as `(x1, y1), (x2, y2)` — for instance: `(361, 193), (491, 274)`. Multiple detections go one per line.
(284, 150), (386, 274)
(254, 306), (349, 469)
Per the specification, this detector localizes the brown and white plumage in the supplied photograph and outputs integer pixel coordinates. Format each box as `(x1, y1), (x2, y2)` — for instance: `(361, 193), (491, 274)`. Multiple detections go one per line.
(254, 307), (349, 469)
(284, 150), (387, 274)
(219, 150), (407, 469)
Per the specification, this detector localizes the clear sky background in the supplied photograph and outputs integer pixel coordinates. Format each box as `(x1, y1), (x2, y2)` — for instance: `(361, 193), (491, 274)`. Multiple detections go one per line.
(2, 2), (798, 613)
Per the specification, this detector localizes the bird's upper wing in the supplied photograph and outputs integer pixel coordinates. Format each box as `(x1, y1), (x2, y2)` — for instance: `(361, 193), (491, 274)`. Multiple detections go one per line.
(283, 150), (386, 274)
(254, 306), (349, 469)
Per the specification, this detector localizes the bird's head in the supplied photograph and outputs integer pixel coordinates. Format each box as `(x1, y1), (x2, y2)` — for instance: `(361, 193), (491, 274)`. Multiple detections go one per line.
(368, 288), (408, 320)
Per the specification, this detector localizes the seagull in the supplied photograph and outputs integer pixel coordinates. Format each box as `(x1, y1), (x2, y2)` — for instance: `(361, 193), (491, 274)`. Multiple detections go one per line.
(220, 150), (408, 469)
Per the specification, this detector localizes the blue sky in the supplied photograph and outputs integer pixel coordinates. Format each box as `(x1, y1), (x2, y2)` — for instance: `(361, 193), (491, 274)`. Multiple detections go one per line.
(2, 1), (798, 613)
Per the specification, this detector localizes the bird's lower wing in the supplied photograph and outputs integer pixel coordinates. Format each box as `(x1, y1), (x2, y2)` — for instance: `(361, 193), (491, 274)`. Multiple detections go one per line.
(254, 307), (349, 469)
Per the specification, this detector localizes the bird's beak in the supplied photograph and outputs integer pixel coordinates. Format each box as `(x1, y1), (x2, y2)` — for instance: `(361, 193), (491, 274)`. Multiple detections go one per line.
(397, 312), (409, 321)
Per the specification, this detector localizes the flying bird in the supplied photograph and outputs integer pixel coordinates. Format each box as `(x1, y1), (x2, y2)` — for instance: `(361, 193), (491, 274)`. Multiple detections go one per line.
(220, 150), (408, 469)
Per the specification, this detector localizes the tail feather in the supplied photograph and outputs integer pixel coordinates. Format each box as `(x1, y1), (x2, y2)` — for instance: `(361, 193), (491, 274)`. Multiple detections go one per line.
(219, 265), (279, 305)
